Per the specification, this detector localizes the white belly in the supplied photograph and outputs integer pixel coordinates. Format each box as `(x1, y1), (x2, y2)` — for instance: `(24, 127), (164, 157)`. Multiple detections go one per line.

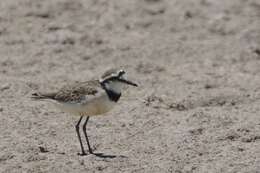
(53, 94), (116, 116)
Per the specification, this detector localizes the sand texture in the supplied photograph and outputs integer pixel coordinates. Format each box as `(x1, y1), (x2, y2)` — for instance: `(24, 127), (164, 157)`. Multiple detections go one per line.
(0, 0), (260, 172)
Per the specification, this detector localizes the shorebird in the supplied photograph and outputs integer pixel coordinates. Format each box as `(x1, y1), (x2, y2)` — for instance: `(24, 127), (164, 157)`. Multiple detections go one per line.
(32, 69), (138, 155)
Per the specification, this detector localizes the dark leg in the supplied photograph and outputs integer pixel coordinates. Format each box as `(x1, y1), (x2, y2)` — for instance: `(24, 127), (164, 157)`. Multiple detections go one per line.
(75, 116), (86, 155)
(83, 116), (93, 154)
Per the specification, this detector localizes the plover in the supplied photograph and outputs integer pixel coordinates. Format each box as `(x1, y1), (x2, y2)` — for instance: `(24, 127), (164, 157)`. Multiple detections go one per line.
(32, 69), (138, 155)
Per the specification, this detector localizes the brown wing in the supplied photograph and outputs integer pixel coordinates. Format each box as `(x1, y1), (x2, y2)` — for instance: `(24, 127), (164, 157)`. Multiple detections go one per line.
(54, 80), (100, 102)
(32, 80), (100, 102)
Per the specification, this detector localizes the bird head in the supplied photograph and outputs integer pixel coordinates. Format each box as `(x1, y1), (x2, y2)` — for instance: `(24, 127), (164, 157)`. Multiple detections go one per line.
(99, 69), (138, 93)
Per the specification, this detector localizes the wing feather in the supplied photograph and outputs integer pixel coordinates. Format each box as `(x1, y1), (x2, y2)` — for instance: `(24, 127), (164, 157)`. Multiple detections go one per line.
(32, 80), (101, 103)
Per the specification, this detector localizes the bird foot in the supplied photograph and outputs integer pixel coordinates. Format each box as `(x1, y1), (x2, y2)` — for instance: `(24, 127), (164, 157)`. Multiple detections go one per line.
(78, 152), (87, 156)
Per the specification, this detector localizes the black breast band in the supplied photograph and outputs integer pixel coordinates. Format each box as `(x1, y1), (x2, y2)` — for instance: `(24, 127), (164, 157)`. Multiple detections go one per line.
(105, 89), (121, 102)
(100, 82), (121, 102)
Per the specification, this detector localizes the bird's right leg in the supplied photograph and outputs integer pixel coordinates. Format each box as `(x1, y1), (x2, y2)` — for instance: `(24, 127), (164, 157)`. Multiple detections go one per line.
(75, 116), (86, 155)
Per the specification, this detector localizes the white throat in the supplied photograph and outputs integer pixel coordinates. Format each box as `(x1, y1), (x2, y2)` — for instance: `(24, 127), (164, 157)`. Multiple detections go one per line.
(104, 81), (124, 94)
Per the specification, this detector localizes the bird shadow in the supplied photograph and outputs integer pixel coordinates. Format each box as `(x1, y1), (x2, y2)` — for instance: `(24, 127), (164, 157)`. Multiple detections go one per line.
(92, 152), (127, 159)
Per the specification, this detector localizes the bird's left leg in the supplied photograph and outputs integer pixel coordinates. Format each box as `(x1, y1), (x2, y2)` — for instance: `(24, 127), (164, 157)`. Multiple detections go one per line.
(75, 116), (86, 155)
(82, 116), (93, 154)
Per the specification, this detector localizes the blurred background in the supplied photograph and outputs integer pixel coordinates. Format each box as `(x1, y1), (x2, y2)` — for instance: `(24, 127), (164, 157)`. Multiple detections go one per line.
(0, 0), (260, 172)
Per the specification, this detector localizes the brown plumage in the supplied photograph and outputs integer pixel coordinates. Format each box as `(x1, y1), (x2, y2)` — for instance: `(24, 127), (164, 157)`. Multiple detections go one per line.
(32, 80), (100, 103)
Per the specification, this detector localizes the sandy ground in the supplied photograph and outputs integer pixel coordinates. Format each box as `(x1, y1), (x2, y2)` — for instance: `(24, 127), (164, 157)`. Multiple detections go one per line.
(0, 0), (260, 172)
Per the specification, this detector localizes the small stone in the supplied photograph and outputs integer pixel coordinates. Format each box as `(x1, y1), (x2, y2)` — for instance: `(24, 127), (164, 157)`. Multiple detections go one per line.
(204, 84), (214, 89)
(1, 83), (10, 91)
(254, 49), (260, 56)
(81, 55), (91, 61)
(185, 11), (193, 18)
(39, 146), (48, 153)
(238, 147), (244, 152)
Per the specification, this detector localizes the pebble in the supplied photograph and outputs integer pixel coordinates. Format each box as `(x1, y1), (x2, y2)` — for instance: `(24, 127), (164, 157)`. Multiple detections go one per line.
(1, 83), (10, 91)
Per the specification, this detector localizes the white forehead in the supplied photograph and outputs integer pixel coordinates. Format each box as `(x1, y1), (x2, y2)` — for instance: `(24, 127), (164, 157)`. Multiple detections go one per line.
(101, 69), (125, 80)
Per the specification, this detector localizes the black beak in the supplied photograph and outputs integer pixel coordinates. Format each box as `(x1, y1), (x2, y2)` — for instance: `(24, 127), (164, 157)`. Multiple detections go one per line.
(119, 79), (138, 87)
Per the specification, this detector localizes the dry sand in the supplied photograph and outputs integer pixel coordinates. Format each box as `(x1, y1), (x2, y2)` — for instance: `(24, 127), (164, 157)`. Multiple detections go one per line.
(1, 0), (260, 172)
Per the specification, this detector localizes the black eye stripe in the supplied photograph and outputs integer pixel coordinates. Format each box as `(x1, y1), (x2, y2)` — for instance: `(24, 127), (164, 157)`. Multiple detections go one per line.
(118, 71), (125, 77)
(102, 76), (118, 83)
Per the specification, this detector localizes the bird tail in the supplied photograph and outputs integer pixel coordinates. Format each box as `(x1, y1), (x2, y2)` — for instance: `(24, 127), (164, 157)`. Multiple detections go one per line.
(31, 92), (55, 100)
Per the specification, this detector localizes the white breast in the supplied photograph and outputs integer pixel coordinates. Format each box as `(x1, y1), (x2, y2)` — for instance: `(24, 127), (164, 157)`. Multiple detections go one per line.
(53, 92), (116, 116)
